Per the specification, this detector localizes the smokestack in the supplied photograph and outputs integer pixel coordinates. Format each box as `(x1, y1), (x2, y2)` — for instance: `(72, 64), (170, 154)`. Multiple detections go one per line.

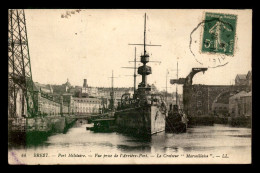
(83, 79), (87, 87)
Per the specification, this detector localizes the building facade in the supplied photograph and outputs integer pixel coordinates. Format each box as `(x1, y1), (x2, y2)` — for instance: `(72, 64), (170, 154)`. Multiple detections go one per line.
(73, 97), (102, 115)
(37, 92), (71, 116)
(37, 94), (62, 116)
(212, 103), (229, 117)
(80, 79), (134, 108)
(183, 85), (247, 117)
(240, 92), (252, 117)
(246, 71), (252, 89)
(34, 81), (73, 116)
(183, 84), (210, 116)
(183, 71), (252, 117)
(229, 91), (251, 117)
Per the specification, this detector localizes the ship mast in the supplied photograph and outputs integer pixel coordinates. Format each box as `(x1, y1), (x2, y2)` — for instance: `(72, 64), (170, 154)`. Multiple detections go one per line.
(134, 47), (137, 92)
(111, 70), (114, 110)
(128, 13), (161, 92)
(144, 13), (146, 56)
(112, 70), (114, 100)
(166, 69), (168, 103)
(141, 13), (149, 87)
(176, 61), (178, 105)
(109, 70), (117, 111)
(121, 47), (138, 96)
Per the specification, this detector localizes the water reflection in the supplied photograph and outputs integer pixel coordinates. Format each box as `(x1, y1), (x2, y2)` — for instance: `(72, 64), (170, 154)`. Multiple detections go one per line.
(9, 120), (251, 156)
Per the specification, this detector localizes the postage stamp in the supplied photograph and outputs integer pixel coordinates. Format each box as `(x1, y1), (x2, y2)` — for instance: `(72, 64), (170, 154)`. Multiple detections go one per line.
(189, 11), (238, 68)
(201, 12), (237, 56)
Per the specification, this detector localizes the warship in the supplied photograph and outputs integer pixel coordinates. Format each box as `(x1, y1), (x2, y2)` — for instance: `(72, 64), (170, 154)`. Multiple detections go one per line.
(114, 13), (167, 136)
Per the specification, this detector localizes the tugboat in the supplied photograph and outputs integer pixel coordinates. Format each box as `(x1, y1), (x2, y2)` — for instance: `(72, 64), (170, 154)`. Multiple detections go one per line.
(166, 104), (188, 133)
(114, 13), (166, 136)
(166, 62), (188, 133)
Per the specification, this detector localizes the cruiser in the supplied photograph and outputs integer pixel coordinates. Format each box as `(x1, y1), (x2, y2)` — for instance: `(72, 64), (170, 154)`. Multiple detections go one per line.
(114, 13), (166, 136)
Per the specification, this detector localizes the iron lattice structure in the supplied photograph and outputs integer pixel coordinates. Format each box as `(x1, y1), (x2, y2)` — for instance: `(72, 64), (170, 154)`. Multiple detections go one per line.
(8, 9), (37, 118)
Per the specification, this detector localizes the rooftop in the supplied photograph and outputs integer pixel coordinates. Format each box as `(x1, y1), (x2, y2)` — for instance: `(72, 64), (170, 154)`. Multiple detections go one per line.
(236, 74), (247, 80)
(241, 91), (251, 97)
(34, 82), (52, 92)
(230, 91), (248, 99)
(73, 97), (100, 101)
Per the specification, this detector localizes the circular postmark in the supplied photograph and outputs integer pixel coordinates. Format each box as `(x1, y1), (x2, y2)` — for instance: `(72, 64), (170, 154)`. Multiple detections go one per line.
(190, 12), (238, 68)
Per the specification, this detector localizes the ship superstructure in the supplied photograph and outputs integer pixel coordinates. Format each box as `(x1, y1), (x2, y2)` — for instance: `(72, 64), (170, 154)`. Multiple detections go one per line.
(115, 13), (166, 135)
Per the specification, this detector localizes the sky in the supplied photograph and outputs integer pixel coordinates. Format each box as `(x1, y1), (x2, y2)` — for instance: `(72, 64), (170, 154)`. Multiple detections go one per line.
(24, 9), (252, 93)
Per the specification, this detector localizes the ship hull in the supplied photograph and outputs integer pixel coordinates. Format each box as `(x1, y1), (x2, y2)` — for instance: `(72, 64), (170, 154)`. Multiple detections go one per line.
(165, 118), (187, 133)
(115, 105), (166, 136)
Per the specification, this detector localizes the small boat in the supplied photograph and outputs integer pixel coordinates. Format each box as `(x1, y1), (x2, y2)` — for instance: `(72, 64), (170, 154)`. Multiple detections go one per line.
(166, 104), (188, 133)
(86, 118), (117, 132)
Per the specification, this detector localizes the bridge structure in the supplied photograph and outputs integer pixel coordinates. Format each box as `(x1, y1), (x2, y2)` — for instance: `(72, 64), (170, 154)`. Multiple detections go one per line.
(8, 10), (79, 139)
(8, 9), (37, 118)
(8, 10), (72, 120)
(68, 114), (101, 120)
(170, 68), (248, 117)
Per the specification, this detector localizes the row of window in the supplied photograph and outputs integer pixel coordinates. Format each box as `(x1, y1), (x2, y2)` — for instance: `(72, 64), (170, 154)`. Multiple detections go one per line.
(39, 104), (60, 109)
(193, 89), (228, 96)
(76, 107), (99, 113)
(75, 106), (98, 109)
(214, 107), (228, 110)
(74, 100), (101, 103)
(40, 103), (60, 107)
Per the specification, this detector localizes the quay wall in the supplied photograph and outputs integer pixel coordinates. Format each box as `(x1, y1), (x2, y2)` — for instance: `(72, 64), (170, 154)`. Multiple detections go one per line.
(26, 116), (66, 133)
(187, 116), (214, 126)
(11, 115), (77, 134)
(187, 115), (251, 127)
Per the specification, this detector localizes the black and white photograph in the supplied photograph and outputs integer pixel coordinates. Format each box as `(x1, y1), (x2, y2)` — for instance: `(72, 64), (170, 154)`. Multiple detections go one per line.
(8, 9), (252, 164)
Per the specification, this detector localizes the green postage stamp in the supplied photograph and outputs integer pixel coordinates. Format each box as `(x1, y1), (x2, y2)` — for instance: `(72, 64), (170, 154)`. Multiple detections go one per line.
(201, 12), (237, 56)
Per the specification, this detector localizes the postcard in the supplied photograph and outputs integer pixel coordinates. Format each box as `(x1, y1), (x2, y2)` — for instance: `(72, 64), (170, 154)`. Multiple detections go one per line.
(8, 9), (252, 164)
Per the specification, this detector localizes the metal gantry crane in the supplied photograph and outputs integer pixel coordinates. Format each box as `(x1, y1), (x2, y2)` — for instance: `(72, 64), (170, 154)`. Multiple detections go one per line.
(170, 68), (208, 86)
(170, 67), (208, 114)
(8, 9), (37, 118)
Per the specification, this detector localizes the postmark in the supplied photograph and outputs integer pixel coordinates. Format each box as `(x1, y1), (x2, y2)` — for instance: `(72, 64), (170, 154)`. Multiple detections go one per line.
(190, 12), (238, 68)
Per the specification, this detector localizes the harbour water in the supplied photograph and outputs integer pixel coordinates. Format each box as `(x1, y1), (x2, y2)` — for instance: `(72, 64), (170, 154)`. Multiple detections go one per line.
(8, 120), (251, 164)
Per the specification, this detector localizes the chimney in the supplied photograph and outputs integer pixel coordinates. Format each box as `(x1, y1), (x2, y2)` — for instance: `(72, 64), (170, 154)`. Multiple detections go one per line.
(83, 79), (88, 88)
